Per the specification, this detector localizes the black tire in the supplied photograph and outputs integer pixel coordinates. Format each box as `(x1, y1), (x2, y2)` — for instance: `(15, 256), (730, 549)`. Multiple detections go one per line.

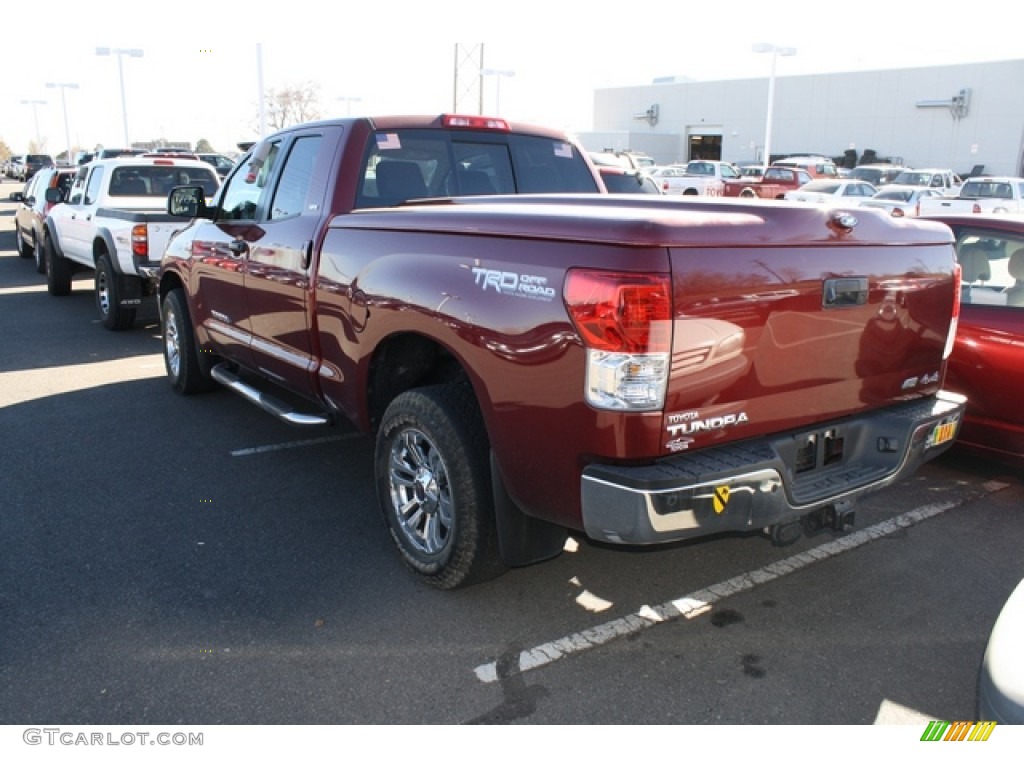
(33, 238), (47, 275)
(740, 188), (757, 198)
(375, 382), (505, 589)
(95, 253), (136, 331)
(161, 288), (215, 394)
(45, 234), (73, 296)
(18, 231), (33, 260)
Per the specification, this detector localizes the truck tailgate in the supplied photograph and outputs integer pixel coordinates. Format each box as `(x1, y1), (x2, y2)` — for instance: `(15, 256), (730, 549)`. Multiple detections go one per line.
(663, 221), (957, 456)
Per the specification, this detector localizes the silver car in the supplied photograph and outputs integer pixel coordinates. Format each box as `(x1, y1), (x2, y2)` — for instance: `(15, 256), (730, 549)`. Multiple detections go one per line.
(859, 185), (941, 217)
(979, 578), (1024, 723)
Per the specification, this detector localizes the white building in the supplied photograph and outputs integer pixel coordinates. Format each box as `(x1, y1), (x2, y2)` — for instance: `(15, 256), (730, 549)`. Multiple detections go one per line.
(580, 59), (1024, 177)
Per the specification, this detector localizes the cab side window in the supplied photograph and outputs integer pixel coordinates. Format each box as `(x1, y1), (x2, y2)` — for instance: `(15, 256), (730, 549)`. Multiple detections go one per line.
(220, 142), (281, 221)
(270, 136), (322, 219)
(84, 168), (105, 206)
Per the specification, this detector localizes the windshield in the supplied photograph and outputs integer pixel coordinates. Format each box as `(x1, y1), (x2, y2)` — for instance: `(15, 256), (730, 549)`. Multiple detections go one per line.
(803, 181), (840, 193)
(686, 162), (715, 176)
(602, 170), (659, 194)
(893, 172), (931, 186)
(850, 168), (882, 183)
(875, 188), (915, 202)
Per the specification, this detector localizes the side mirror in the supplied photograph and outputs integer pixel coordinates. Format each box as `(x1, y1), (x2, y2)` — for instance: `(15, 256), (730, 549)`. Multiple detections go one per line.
(168, 185), (209, 218)
(44, 187), (64, 204)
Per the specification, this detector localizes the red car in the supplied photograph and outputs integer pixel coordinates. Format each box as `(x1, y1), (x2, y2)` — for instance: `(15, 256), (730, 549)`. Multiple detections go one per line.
(925, 213), (1024, 467)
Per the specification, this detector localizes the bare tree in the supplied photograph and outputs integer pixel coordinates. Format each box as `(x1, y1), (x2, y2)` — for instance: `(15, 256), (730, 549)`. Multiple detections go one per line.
(264, 82), (322, 132)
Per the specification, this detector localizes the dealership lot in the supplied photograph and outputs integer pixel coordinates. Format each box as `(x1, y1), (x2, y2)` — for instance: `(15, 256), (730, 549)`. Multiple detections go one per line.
(0, 184), (1021, 728)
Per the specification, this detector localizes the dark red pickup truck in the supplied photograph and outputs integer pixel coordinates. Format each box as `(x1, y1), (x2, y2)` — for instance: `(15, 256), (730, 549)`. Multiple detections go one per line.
(722, 165), (812, 199)
(158, 114), (967, 589)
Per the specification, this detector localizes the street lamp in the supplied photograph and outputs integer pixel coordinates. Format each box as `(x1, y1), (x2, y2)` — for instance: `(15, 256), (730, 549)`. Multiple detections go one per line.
(21, 99), (47, 147)
(96, 47), (144, 147)
(337, 96), (362, 116)
(753, 43), (796, 167)
(45, 83), (78, 165)
(480, 68), (515, 115)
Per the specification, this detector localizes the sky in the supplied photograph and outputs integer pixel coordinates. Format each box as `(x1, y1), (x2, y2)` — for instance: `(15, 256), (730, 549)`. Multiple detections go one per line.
(3, 0), (1021, 157)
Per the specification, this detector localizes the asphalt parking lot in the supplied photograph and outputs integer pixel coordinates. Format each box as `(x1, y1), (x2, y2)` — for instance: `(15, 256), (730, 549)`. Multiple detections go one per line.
(1, 181), (1021, 743)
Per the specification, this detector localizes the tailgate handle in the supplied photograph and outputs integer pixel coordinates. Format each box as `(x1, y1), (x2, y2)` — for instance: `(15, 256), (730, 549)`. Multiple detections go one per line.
(823, 277), (868, 308)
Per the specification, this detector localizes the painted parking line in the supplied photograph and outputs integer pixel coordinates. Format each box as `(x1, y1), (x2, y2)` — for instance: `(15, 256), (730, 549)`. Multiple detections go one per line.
(230, 434), (360, 457)
(473, 480), (1010, 684)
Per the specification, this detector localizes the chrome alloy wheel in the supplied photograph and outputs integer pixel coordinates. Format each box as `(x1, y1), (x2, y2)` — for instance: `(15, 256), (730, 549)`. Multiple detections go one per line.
(163, 303), (182, 378)
(96, 268), (112, 317)
(387, 428), (453, 556)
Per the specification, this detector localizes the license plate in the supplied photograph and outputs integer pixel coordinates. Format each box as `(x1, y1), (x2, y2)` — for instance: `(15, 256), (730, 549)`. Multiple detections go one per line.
(928, 418), (958, 448)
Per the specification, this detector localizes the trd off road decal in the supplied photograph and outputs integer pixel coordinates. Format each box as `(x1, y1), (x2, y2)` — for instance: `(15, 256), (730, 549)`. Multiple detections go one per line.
(471, 268), (556, 301)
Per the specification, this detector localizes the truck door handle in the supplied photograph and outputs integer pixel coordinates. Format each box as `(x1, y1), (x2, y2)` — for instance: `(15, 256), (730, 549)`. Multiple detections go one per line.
(228, 239), (249, 256)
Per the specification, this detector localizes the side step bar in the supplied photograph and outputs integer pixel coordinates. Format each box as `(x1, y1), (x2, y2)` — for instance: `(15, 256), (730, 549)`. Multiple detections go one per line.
(211, 363), (331, 427)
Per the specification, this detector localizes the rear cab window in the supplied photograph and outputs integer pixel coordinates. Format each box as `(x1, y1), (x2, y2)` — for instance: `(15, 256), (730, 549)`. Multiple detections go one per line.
(354, 128), (598, 209)
(107, 164), (220, 198)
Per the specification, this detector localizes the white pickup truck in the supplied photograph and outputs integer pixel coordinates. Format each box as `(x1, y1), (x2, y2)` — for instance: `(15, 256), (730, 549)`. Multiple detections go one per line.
(42, 155), (221, 329)
(918, 176), (1024, 216)
(889, 168), (963, 196)
(675, 160), (742, 196)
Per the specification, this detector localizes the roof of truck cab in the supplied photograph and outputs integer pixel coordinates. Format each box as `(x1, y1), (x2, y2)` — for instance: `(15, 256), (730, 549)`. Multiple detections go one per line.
(255, 114), (579, 142)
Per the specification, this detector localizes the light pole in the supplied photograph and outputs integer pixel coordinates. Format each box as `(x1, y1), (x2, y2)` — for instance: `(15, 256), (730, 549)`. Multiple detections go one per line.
(480, 68), (515, 115)
(337, 96), (362, 116)
(753, 43), (796, 167)
(96, 47), (144, 147)
(45, 83), (78, 165)
(21, 99), (47, 147)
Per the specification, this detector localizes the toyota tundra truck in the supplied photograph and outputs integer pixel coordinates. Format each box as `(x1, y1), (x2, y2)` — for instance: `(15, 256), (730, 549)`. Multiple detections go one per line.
(157, 114), (967, 589)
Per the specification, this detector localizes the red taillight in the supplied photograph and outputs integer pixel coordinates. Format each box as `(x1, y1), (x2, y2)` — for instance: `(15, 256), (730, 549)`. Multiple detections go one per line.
(943, 261), (961, 360)
(131, 223), (148, 258)
(891, 207), (905, 217)
(972, 202), (982, 214)
(564, 270), (671, 353)
(441, 114), (510, 131)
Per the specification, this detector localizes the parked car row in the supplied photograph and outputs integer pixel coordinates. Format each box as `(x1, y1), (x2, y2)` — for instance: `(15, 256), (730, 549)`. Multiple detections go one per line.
(7, 155), (223, 330)
(3, 153), (55, 182)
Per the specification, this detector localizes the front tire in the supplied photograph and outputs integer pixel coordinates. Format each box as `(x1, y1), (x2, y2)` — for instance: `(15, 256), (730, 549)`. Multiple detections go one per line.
(161, 288), (215, 394)
(375, 383), (505, 589)
(95, 253), (136, 331)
